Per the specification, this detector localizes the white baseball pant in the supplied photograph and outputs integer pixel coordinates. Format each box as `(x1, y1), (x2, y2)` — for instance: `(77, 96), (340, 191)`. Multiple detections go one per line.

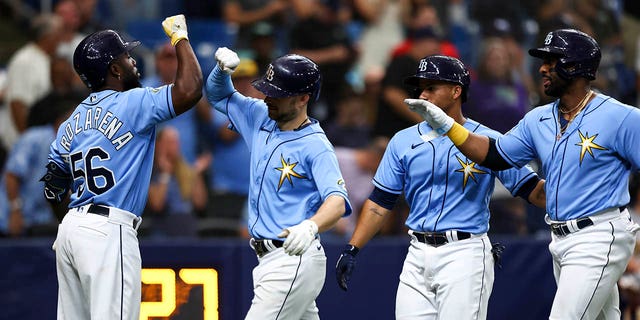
(548, 207), (639, 320)
(54, 204), (142, 320)
(245, 238), (326, 320)
(396, 232), (494, 320)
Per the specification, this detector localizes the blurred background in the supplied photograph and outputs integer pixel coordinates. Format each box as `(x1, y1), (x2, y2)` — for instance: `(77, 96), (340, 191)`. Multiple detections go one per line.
(1, 0), (640, 319)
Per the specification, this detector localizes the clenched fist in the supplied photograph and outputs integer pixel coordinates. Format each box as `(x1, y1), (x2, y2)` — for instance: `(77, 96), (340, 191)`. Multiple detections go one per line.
(215, 47), (240, 74)
(162, 14), (189, 46)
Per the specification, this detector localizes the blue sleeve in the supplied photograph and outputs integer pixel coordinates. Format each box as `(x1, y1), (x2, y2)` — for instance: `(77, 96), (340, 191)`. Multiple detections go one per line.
(127, 85), (175, 133)
(310, 148), (352, 216)
(495, 116), (537, 168)
(495, 164), (538, 196)
(372, 137), (404, 194)
(205, 64), (236, 111)
(615, 108), (640, 170)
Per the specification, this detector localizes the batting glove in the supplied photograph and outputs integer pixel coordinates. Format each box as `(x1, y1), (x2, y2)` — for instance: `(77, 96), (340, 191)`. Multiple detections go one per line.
(404, 98), (454, 135)
(336, 245), (359, 291)
(277, 219), (318, 256)
(215, 47), (240, 74)
(162, 14), (189, 46)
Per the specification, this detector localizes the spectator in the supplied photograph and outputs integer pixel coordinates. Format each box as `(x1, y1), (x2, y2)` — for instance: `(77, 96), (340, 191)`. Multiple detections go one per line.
(290, 0), (358, 123)
(55, 0), (86, 64)
(464, 37), (530, 134)
(0, 14), (63, 152)
(329, 136), (389, 239)
(0, 95), (75, 237)
(146, 126), (210, 237)
(373, 26), (442, 138)
(324, 92), (372, 148)
(142, 42), (209, 164)
(222, 0), (287, 51)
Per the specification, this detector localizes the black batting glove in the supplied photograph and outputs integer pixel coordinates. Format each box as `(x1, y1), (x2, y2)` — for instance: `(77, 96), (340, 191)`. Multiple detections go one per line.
(336, 244), (359, 291)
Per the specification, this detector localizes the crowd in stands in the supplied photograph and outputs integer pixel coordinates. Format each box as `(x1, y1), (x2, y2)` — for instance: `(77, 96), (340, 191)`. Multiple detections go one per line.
(1, 0), (640, 241)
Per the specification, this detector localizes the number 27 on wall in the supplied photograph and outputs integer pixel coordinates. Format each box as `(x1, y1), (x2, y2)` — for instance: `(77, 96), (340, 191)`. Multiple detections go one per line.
(140, 268), (219, 320)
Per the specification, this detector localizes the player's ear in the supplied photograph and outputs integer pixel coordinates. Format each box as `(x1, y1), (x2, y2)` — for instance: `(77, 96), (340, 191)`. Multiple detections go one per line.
(109, 62), (122, 80)
(451, 85), (462, 101)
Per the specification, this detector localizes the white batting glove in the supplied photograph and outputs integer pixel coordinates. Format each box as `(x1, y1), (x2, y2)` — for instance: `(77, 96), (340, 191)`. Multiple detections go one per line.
(277, 220), (318, 256)
(215, 47), (240, 74)
(404, 99), (455, 135)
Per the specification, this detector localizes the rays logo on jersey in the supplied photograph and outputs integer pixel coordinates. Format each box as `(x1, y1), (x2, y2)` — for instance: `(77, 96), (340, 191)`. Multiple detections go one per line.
(454, 155), (488, 190)
(575, 130), (607, 165)
(275, 154), (306, 190)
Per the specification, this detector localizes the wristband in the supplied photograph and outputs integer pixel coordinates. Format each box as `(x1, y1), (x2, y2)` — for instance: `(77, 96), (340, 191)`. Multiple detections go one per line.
(447, 122), (470, 146)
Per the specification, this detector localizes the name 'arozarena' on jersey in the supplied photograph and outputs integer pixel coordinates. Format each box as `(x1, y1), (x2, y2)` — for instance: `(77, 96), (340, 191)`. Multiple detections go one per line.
(60, 105), (133, 151)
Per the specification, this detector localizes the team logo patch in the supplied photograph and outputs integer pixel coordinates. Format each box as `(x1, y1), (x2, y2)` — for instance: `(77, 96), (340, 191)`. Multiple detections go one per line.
(544, 32), (553, 45)
(266, 65), (274, 81)
(337, 178), (347, 192)
(575, 130), (607, 165)
(275, 154), (306, 190)
(454, 156), (488, 190)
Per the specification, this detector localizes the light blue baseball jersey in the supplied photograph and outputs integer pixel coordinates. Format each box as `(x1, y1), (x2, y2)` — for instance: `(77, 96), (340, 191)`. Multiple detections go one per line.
(496, 93), (640, 221)
(0, 125), (57, 233)
(206, 65), (352, 239)
(47, 86), (175, 216)
(374, 119), (537, 234)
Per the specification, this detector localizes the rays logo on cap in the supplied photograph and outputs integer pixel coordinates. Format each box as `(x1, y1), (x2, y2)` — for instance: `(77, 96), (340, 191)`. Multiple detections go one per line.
(544, 32), (553, 45)
(418, 59), (428, 72)
(266, 64), (274, 81)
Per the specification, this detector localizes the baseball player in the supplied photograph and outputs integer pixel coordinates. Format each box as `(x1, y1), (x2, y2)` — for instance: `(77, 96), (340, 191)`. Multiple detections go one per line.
(207, 48), (352, 319)
(41, 15), (202, 319)
(336, 55), (546, 319)
(406, 29), (640, 319)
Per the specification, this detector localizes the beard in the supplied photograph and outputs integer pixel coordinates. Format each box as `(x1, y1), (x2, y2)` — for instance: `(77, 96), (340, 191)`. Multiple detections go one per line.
(543, 75), (569, 98)
(122, 69), (141, 91)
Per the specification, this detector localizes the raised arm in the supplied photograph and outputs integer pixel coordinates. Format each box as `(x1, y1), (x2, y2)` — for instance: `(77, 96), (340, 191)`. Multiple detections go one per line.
(162, 15), (203, 115)
(405, 98), (511, 170)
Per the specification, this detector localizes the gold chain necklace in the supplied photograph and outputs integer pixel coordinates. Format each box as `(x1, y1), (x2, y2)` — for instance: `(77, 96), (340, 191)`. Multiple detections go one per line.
(556, 90), (593, 140)
(559, 90), (593, 114)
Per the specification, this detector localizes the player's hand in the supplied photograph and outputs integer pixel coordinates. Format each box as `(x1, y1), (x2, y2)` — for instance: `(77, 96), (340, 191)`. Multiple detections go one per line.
(162, 14), (189, 46)
(336, 245), (359, 291)
(215, 47), (240, 74)
(404, 98), (454, 135)
(277, 219), (318, 256)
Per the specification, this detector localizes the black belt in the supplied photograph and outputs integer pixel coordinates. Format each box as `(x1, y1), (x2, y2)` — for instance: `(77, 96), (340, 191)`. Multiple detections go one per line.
(87, 204), (109, 217)
(550, 217), (594, 236)
(86, 204), (138, 229)
(252, 239), (284, 257)
(550, 206), (626, 237)
(412, 231), (471, 247)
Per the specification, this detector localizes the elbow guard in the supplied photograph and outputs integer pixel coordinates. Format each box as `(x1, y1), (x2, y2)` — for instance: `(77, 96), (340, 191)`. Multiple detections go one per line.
(40, 162), (71, 204)
(481, 138), (513, 171)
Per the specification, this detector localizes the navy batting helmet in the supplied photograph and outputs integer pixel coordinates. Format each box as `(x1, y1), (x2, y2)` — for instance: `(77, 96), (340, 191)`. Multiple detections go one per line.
(529, 29), (601, 80)
(73, 30), (140, 89)
(404, 55), (471, 102)
(252, 54), (321, 101)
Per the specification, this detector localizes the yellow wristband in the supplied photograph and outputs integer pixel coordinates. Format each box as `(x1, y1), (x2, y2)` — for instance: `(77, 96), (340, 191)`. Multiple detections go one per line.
(446, 122), (470, 146)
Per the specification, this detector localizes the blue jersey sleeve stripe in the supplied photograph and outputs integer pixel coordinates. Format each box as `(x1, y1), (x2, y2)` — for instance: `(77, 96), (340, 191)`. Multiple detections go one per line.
(509, 171), (536, 194)
(165, 86), (175, 118)
(372, 178), (403, 193)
